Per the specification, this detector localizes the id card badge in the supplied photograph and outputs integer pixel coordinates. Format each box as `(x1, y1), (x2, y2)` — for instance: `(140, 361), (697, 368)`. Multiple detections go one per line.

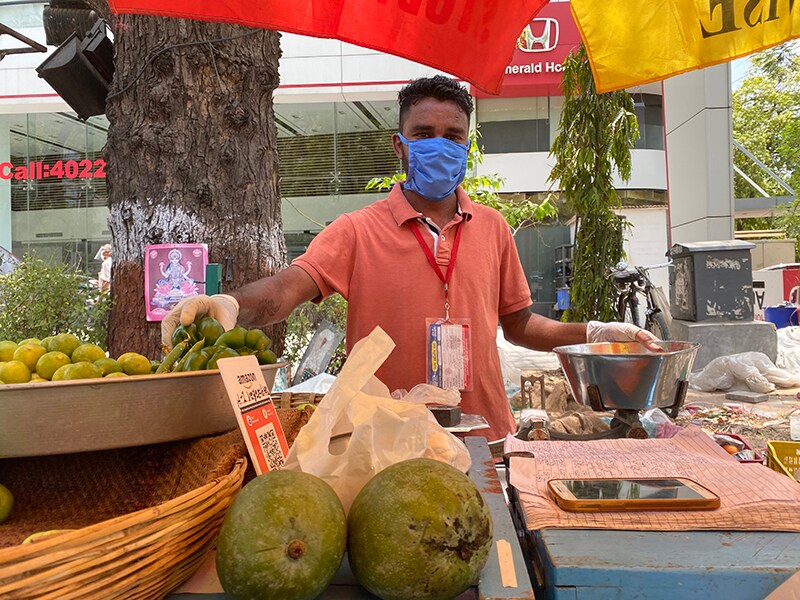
(426, 318), (473, 391)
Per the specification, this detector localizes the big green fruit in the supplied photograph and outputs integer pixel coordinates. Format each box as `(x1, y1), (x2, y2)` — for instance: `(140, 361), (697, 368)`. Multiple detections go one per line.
(216, 470), (346, 600)
(347, 458), (493, 600)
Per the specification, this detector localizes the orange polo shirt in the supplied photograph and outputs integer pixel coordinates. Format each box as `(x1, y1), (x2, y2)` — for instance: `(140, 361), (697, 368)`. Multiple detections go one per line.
(292, 184), (532, 441)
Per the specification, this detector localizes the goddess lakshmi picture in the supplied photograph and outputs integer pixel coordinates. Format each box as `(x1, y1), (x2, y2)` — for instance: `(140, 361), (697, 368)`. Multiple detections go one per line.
(144, 243), (208, 321)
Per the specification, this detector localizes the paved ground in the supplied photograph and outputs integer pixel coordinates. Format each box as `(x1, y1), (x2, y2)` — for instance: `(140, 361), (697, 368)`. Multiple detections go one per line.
(510, 367), (799, 462)
(683, 386), (799, 452)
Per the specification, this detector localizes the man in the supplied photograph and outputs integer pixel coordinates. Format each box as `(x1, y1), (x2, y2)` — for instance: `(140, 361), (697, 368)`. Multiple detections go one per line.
(162, 76), (658, 440)
(98, 244), (112, 294)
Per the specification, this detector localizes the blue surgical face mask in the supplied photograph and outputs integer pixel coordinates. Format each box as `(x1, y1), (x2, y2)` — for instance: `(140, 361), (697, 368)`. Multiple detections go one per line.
(397, 132), (468, 202)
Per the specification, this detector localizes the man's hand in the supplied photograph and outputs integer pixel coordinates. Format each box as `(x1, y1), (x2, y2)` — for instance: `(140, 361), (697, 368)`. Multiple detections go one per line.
(586, 320), (662, 352)
(161, 294), (239, 349)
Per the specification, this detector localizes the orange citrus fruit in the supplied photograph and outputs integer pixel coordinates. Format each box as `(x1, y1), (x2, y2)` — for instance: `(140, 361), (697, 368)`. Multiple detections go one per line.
(36, 351), (71, 380)
(118, 353), (151, 376)
(94, 357), (122, 376)
(50, 364), (71, 381)
(0, 484), (13, 524)
(0, 360), (31, 384)
(13, 343), (47, 372)
(45, 333), (82, 359)
(63, 362), (103, 380)
(0, 341), (17, 362)
(71, 343), (106, 363)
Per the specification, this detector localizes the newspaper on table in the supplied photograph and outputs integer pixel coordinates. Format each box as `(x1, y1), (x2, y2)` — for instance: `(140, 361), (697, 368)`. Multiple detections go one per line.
(506, 427), (800, 532)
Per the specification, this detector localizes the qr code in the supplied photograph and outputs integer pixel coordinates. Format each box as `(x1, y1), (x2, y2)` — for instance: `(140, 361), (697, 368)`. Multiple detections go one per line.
(256, 423), (285, 471)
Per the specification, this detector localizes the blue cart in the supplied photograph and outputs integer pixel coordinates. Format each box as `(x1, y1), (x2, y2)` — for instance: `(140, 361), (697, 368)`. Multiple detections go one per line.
(506, 480), (800, 599)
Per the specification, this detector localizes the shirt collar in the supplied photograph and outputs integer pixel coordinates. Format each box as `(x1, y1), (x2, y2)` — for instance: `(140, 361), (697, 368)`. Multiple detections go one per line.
(387, 183), (474, 227)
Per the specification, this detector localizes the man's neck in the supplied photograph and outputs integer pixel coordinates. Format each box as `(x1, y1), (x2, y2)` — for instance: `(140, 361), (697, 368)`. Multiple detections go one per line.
(402, 187), (458, 230)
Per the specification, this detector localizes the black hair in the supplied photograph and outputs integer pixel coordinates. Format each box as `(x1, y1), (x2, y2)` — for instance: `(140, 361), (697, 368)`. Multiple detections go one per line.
(398, 75), (474, 128)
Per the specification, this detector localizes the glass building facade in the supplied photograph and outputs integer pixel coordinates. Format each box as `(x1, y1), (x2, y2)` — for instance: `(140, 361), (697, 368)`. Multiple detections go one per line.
(1, 0), (666, 272)
(3, 93), (667, 271)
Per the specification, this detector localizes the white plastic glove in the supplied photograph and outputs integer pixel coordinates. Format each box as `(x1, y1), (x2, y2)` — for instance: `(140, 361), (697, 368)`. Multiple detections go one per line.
(586, 320), (662, 351)
(160, 294), (239, 349)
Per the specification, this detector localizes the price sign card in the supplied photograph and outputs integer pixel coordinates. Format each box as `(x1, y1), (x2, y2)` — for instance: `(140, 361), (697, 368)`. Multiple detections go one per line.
(218, 355), (289, 475)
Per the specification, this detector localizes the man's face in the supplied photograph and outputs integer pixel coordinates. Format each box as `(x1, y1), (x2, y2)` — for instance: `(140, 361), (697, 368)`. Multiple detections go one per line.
(393, 98), (469, 173)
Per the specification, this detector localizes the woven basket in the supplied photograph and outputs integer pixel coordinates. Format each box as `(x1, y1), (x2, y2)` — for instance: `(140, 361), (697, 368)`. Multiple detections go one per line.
(0, 430), (247, 600)
(271, 391), (326, 409)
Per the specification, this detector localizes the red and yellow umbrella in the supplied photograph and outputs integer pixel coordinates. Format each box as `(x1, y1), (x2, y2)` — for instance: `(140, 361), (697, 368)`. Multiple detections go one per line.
(106, 0), (800, 94)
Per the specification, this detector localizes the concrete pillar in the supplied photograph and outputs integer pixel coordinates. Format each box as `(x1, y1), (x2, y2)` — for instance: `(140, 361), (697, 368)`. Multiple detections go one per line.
(0, 119), (10, 250)
(663, 64), (735, 244)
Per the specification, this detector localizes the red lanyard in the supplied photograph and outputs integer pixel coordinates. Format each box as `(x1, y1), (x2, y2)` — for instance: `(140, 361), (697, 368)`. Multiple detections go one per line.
(409, 220), (463, 321)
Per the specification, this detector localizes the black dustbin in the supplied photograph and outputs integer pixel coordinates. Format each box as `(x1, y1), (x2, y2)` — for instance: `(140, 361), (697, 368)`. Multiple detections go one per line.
(669, 240), (755, 322)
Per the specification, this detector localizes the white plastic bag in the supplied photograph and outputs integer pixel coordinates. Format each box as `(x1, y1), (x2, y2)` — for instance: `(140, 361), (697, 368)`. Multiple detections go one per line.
(391, 383), (461, 406)
(688, 352), (800, 393)
(282, 326), (471, 513)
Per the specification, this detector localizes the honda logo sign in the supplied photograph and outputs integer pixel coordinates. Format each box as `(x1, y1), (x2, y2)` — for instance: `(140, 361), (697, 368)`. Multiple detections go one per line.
(517, 18), (559, 53)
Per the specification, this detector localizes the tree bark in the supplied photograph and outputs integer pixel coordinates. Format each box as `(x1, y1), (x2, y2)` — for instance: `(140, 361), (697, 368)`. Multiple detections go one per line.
(104, 15), (286, 359)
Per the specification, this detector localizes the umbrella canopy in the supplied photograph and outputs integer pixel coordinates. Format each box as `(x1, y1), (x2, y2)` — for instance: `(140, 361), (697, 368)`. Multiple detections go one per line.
(106, 0), (548, 95)
(571, 0), (800, 92)
(107, 0), (800, 94)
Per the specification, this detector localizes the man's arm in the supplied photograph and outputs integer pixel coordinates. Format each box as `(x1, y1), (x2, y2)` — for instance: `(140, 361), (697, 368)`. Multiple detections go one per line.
(500, 307), (663, 351)
(229, 265), (321, 327)
(499, 308), (587, 351)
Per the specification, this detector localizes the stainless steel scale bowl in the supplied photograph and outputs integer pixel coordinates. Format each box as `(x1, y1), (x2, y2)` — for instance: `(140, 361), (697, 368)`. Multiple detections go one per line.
(541, 341), (699, 440)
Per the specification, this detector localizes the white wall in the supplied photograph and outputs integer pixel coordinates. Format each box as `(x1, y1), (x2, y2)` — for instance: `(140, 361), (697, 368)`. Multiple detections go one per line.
(276, 35), (441, 104)
(664, 64), (735, 244)
(0, 4), (71, 114)
(619, 207), (671, 292)
(479, 149), (666, 194)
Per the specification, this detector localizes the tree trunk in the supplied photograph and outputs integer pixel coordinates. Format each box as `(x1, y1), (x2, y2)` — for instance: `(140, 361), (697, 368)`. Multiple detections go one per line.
(104, 15), (286, 359)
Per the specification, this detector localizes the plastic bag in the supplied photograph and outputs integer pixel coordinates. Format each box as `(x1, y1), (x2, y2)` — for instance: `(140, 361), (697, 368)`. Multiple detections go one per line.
(777, 326), (800, 372)
(282, 326), (471, 513)
(688, 352), (800, 393)
(391, 383), (461, 406)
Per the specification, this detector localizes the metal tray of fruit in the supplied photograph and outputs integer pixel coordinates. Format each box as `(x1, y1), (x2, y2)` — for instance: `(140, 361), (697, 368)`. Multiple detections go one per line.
(0, 362), (286, 458)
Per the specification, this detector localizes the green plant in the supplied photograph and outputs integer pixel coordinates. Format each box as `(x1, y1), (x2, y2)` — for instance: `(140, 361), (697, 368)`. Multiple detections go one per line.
(366, 128), (556, 233)
(285, 295), (347, 375)
(0, 253), (113, 346)
(733, 42), (800, 199)
(733, 42), (800, 258)
(548, 44), (639, 322)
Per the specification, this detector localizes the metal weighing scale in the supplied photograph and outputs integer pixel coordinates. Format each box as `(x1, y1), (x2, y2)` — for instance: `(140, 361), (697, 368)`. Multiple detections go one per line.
(515, 341), (699, 441)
